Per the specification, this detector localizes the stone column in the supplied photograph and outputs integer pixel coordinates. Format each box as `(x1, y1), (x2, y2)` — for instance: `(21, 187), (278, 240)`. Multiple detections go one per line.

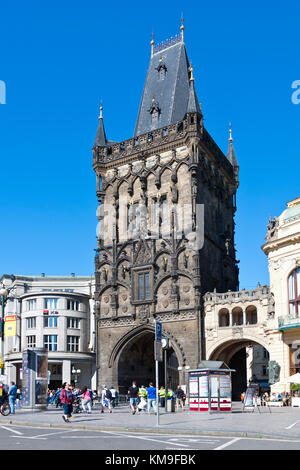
(62, 359), (71, 384)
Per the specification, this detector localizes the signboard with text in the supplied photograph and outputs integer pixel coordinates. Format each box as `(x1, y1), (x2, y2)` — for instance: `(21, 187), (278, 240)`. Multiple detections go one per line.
(4, 315), (17, 337)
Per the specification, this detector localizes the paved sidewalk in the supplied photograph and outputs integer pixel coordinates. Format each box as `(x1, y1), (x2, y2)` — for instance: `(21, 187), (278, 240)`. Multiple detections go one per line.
(1, 402), (300, 440)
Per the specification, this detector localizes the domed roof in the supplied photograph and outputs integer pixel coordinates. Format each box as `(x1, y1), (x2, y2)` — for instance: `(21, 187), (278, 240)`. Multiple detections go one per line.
(281, 197), (300, 223)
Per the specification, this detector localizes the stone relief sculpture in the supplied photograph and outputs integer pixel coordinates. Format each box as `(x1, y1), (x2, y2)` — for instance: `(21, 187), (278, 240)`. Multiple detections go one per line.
(265, 216), (279, 241)
(268, 360), (280, 384)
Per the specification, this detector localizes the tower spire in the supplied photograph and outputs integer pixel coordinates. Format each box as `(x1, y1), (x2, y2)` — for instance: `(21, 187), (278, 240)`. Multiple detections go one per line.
(189, 61), (194, 81)
(151, 31), (154, 57)
(229, 121), (233, 141)
(94, 101), (107, 147)
(98, 100), (103, 120)
(180, 14), (184, 42)
(227, 122), (238, 167)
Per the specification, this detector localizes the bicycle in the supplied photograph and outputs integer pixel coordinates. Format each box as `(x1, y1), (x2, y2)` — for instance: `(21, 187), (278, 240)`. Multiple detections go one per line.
(0, 399), (11, 416)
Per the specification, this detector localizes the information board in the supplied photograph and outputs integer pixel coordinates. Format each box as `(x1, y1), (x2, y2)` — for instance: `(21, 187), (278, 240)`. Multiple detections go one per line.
(199, 375), (208, 397)
(189, 376), (199, 396)
(210, 375), (219, 398)
(243, 384), (259, 409)
(219, 375), (231, 398)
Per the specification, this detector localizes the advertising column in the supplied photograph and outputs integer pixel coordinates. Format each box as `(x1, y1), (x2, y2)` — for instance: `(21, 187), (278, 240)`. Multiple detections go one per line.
(21, 348), (48, 410)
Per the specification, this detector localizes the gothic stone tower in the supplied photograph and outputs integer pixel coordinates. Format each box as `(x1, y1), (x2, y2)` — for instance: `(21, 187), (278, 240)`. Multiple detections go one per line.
(92, 28), (239, 392)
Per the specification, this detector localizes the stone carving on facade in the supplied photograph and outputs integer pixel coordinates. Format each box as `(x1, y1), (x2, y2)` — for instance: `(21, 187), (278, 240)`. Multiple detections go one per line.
(232, 327), (243, 338)
(267, 295), (275, 319)
(138, 305), (150, 324)
(268, 360), (280, 384)
(265, 216), (279, 241)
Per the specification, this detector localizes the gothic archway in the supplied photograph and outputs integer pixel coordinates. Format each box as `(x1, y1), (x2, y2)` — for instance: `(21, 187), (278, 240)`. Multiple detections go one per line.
(115, 329), (180, 394)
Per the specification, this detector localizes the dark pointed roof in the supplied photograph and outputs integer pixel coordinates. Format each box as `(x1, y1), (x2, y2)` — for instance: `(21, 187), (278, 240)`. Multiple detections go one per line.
(227, 127), (238, 167)
(94, 107), (107, 147)
(134, 40), (201, 136)
(187, 77), (201, 114)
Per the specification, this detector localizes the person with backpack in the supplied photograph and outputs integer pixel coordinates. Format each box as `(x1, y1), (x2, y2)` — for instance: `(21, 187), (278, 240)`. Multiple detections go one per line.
(60, 382), (74, 422)
(100, 385), (112, 413)
(8, 382), (18, 414)
(55, 387), (62, 408)
(175, 385), (185, 411)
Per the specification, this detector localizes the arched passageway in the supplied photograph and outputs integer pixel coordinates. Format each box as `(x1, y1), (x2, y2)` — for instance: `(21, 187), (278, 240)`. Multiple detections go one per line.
(209, 339), (269, 401)
(117, 331), (179, 394)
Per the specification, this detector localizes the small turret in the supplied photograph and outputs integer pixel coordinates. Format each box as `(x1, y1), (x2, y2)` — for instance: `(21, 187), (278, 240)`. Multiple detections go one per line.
(94, 102), (107, 148)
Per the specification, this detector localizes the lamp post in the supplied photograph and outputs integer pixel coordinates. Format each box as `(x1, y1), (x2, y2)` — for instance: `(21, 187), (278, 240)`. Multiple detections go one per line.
(0, 287), (9, 376)
(71, 366), (81, 387)
(185, 365), (190, 407)
(161, 337), (169, 414)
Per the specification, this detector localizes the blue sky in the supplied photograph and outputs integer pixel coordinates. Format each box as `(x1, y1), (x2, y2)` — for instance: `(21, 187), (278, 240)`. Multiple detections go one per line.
(0, 1), (299, 289)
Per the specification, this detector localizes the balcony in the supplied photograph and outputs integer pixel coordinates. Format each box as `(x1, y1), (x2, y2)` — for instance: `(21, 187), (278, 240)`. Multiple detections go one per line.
(278, 314), (300, 330)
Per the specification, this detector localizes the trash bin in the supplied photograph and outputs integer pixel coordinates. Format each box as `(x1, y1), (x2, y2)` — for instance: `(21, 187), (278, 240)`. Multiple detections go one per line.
(167, 398), (175, 412)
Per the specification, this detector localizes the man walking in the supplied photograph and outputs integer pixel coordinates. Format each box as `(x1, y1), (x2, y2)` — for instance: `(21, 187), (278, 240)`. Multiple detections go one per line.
(128, 381), (139, 415)
(100, 385), (112, 413)
(175, 385), (185, 411)
(8, 382), (18, 414)
(147, 382), (157, 415)
(109, 386), (117, 408)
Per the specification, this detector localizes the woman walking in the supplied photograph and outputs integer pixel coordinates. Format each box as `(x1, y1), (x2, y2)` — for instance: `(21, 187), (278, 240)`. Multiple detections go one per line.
(60, 383), (74, 422)
(80, 386), (92, 414)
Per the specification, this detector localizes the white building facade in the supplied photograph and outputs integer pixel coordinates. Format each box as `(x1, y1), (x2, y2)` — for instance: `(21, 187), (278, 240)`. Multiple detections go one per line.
(0, 274), (96, 390)
(262, 196), (300, 392)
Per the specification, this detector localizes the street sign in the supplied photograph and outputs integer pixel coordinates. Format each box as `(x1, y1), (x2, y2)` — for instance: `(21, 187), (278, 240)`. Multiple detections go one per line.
(155, 321), (162, 342)
(154, 340), (163, 362)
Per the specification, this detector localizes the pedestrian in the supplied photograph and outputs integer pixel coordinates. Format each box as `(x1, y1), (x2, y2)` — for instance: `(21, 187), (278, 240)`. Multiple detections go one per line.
(128, 381), (139, 415)
(146, 382), (157, 415)
(138, 384), (147, 413)
(80, 386), (92, 413)
(16, 387), (22, 409)
(138, 385), (147, 400)
(109, 386), (117, 408)
(60, 383), (74, 422)
(175, 385), (185, 411)
(55, 387), (62, 408)
(100, 385), (112, 413)
(8, 382), (18, 414)
(158, 386), (166, 408)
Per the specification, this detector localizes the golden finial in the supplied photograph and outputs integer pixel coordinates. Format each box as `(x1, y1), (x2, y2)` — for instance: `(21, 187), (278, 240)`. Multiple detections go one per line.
(189, 61), (194, 82)
(159, 54), (162, 62)
(98, 100), (103, 120)
(152, 94), (155, 102)
(151, 31), (154, 57)
(180, 13), (184, 42)
(229, 122), (233, 141)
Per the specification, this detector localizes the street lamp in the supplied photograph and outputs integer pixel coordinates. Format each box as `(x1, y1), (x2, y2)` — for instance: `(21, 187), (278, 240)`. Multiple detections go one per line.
(161, 337), (169, 414)
(0, 286), (11, 377)
(71, 366), (81, 387)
